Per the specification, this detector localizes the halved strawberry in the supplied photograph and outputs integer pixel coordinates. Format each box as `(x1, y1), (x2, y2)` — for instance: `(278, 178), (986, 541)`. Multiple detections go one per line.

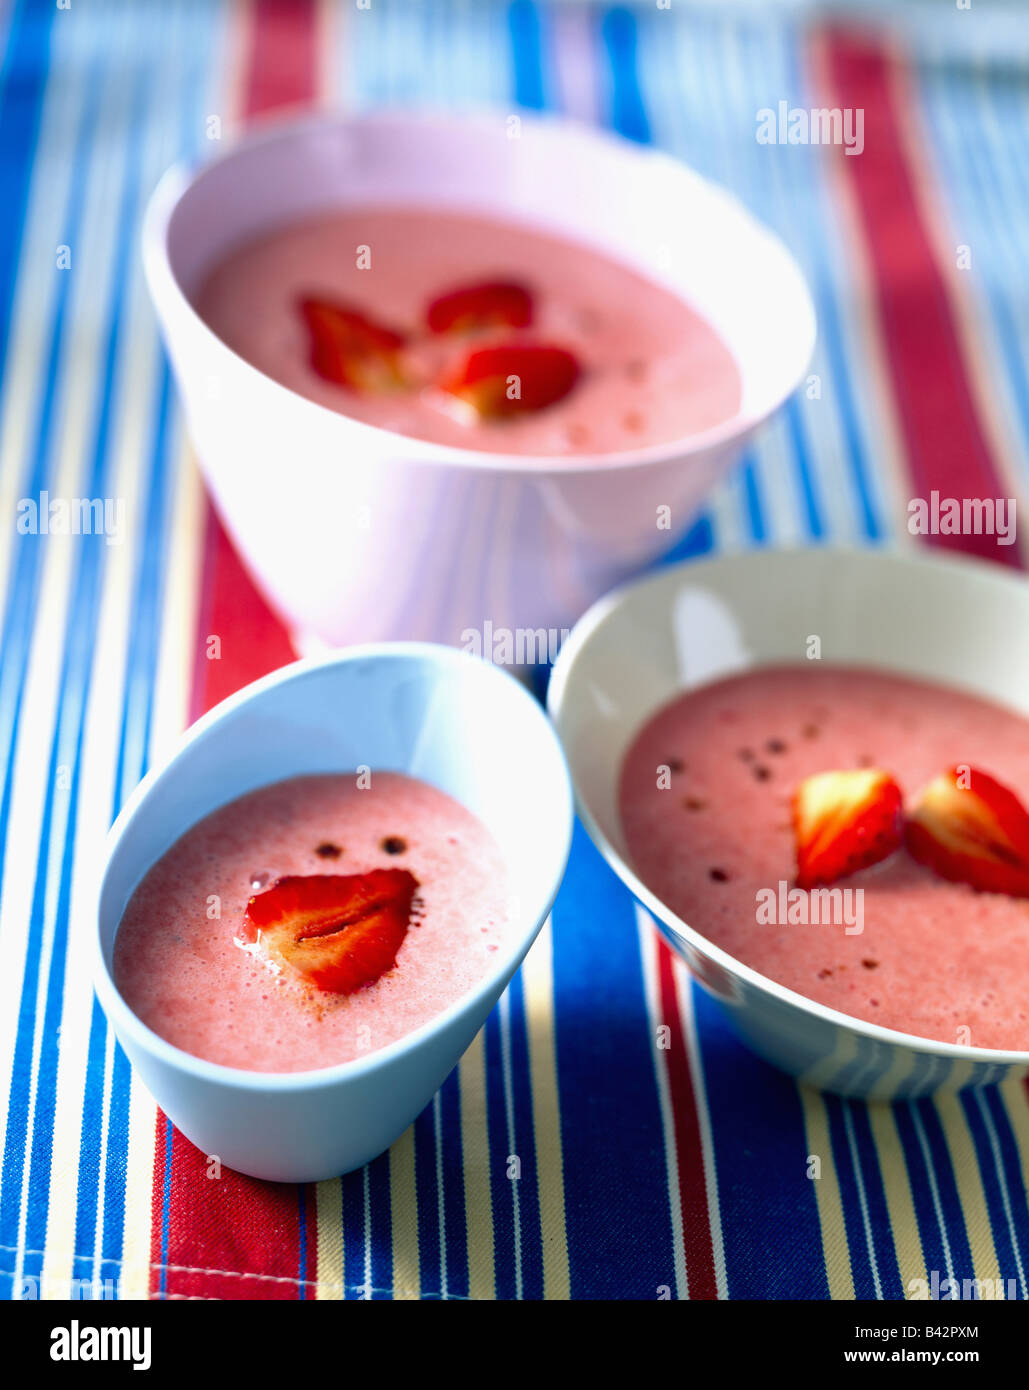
(437, 343), (580, 419)
(298, 296), (408, 392)
(905, 765), (1029, 897)
(792, 768), (903, 889)
(426, 279), (533, 335)
(241, 869), (418, 994)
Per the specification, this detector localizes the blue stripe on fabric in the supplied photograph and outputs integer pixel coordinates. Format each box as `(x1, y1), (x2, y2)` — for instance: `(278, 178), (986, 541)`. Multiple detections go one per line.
(960, 1087), (1028, 1300)
(0, 0), (53, 384)
(823, 1093), (908, 1300)
(662, 512), (715, 565)
(891, 1101), (955, 1292)
(99, 1044), (133, 1291)
(72, 994), (122, 1292)
(550, 825), (675, 1298)
(341, 1166), (365, 1299)
(822, 1094), (875, 1298)
(366, 1149), (394, 1299)
(740, 453), (768, 544)
(483, 1008), (516, 1298)
(156, 1115), (173, 1300)
(980, 1086), (1029, 1295)
(297, 1184), (308, 1300)
(844, 1100), (905, 1300)
(692, 983), (829, 1298)
(413, 1100), (444, 1297)
(501, 973), (544, 1299)
(785, 399), (823, 540)
(914, 1098), (978, 1295)
(507, 0), (546, 110)
(601, 6), (649, 144)
(438, 1067), (469, 1299)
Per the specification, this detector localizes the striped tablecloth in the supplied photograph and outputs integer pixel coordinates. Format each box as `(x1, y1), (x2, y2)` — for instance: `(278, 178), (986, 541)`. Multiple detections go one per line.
(2, 0), (1028, 1302)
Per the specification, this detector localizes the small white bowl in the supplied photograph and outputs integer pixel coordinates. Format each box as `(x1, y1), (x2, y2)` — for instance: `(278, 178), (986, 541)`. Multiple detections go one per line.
(92, 644), (572, 1182)
(143, 109), (815, 649)
(548, 548), (1029, 1099)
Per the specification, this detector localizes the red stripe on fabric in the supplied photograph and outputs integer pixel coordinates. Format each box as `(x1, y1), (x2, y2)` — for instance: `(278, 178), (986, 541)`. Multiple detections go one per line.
(160, 1131), (311, 1300)
(819, 29), (1020, 568)
(657, 941), (718, 1300)
(242, 0), (320, 120)
(151, 0), (320, 1301)
(188, 504), (297, 721)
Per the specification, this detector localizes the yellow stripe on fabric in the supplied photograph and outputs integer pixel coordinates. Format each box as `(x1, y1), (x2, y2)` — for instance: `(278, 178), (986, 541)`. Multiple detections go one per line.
(866, 1103), (927, 1298)
(997, 1073), (1029, 1178)
(931, 1090), (1004, 1297)
(150, 444), (203, 762)
(388, 1123), (421, 1300)
(798, 1086), (855, 1300)
(458, 1027), (495, 1300)
(520, 919), (570, 1301)
(118, 1084), (158, 1300)
(314, 1180), (344, 1300)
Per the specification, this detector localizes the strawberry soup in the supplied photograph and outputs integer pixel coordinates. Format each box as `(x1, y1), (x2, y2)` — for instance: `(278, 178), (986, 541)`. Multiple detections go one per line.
(618, 665), (1029, 1050)
(193, 206), (742, 456)
(113, 771), (510, 1072)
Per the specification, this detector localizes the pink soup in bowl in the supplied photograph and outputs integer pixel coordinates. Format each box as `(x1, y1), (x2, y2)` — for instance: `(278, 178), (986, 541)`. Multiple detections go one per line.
(143, 110), (814, 650)
(549, 548), (1029, 1099)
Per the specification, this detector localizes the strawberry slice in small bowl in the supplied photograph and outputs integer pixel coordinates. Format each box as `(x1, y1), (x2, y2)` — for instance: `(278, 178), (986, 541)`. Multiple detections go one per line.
(241, 868), (419, 995)
(905, 765), (1029, 898)
(426, 279), (533, 335)
(437, 342), (580, 420)
(298, 295), (408, 393)
(792, 768), (903, 889)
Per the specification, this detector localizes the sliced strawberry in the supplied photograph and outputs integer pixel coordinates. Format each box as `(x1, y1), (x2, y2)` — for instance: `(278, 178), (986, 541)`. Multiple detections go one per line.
(792, 768), (903, 889)
(426, 279), (533, 335)
(298, 296), (408, 393)
(438, 343), (580, 419)
(241, 869), (418, 995)
(905, 765), (1029, 897)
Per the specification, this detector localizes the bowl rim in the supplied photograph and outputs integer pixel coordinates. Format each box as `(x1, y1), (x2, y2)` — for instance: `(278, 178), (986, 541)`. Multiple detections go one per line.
(142, 104), (816, 476)
(547, 544), (1029, 1068)
(92, 640), (574, 1092)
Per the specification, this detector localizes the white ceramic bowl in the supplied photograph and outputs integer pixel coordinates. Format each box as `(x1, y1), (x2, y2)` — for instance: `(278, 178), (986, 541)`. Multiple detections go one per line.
(548, 547), (1029, 1099)
(143, 109), (815, 649)
(92, 644), (572, 1181)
